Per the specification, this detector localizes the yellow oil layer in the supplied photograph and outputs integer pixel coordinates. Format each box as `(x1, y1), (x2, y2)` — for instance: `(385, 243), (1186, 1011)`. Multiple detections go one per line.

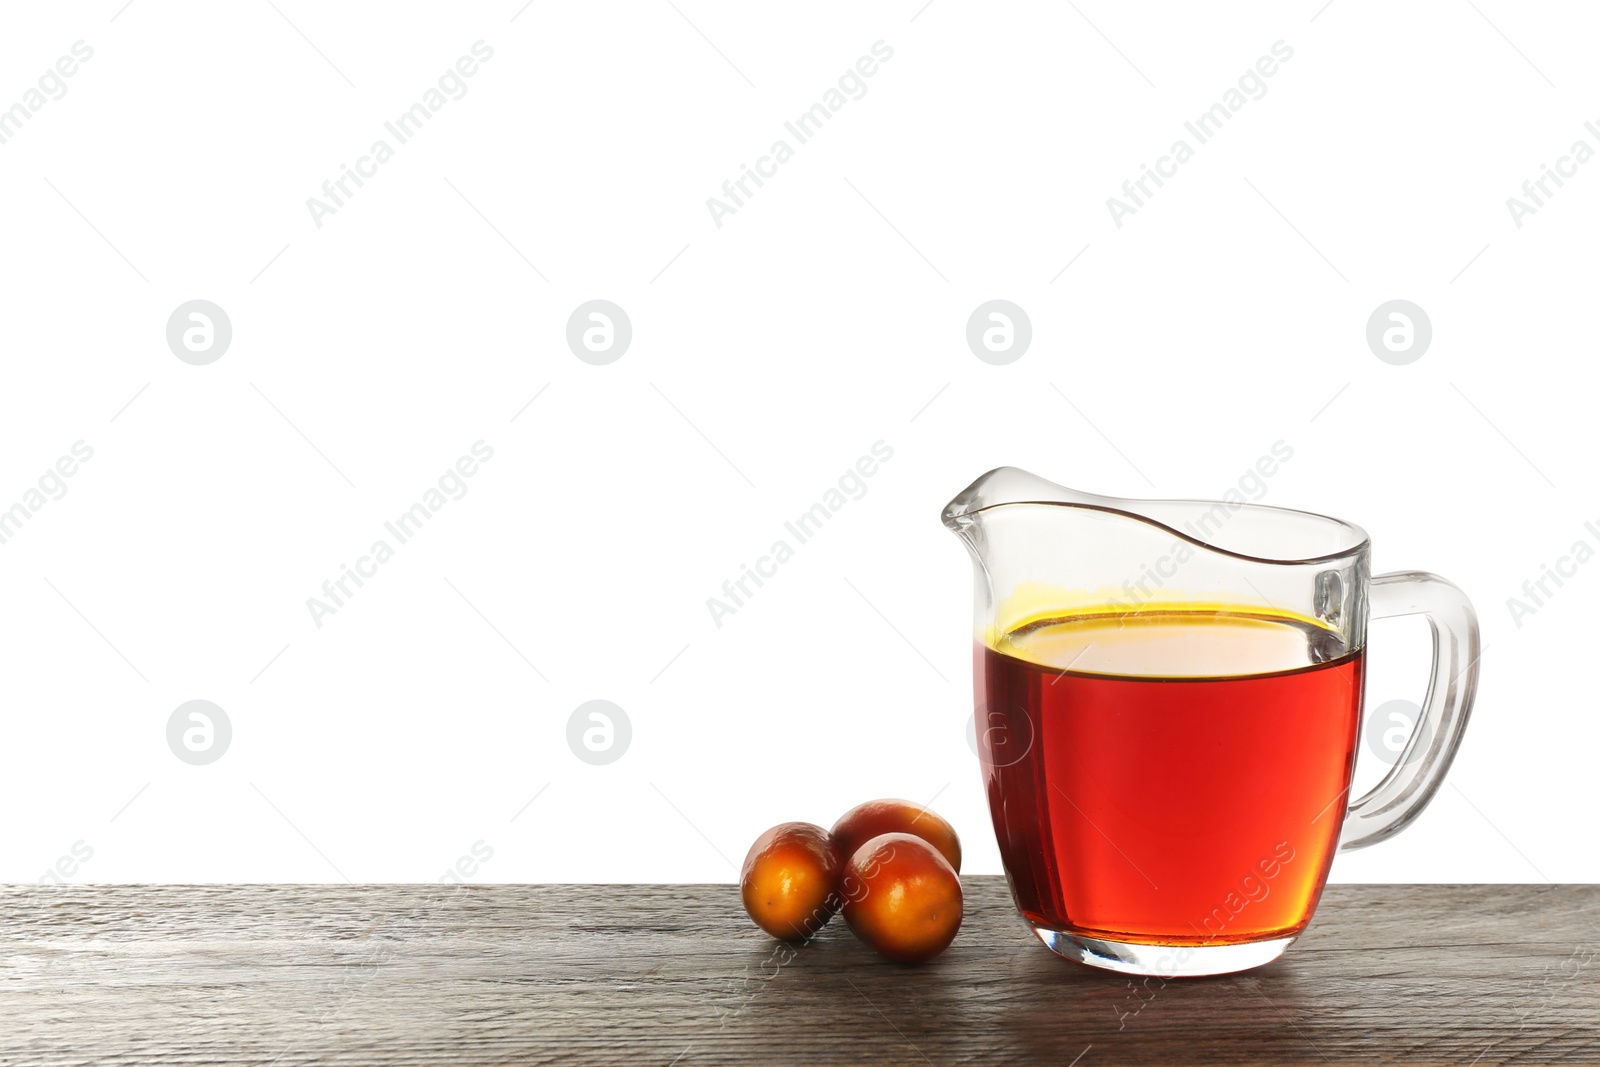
(986, 585), (1341, 679)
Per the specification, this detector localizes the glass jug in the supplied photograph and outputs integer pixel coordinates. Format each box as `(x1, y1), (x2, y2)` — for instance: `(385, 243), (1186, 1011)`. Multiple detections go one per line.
(943, 467), (1480, 977)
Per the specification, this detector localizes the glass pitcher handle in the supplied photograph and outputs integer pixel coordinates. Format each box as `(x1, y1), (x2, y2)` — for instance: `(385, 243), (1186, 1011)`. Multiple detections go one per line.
(1340, 571), (1482, 850)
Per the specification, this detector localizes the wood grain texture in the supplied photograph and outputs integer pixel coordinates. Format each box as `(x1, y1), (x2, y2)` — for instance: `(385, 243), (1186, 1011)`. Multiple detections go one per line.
(0, 881), (1595, 1066)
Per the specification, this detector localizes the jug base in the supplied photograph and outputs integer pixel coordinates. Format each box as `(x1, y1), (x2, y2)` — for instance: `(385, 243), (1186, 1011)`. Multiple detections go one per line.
(1034, 928), (1296, 977)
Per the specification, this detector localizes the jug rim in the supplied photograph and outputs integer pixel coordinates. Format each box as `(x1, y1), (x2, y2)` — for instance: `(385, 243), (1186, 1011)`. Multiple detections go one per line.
(942, 468), (1370, 567)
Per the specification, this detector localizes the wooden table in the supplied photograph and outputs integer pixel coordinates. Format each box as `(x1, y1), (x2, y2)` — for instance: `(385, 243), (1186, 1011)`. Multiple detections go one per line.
(1, 881), (1595, 1065)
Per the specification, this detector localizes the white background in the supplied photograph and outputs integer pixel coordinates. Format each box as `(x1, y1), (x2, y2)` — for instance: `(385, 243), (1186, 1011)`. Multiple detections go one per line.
(0, 0), (1592, 885)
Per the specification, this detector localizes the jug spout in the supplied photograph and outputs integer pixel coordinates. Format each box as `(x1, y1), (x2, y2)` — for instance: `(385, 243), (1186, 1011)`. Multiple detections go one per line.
(942, 466), (1117, 535)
